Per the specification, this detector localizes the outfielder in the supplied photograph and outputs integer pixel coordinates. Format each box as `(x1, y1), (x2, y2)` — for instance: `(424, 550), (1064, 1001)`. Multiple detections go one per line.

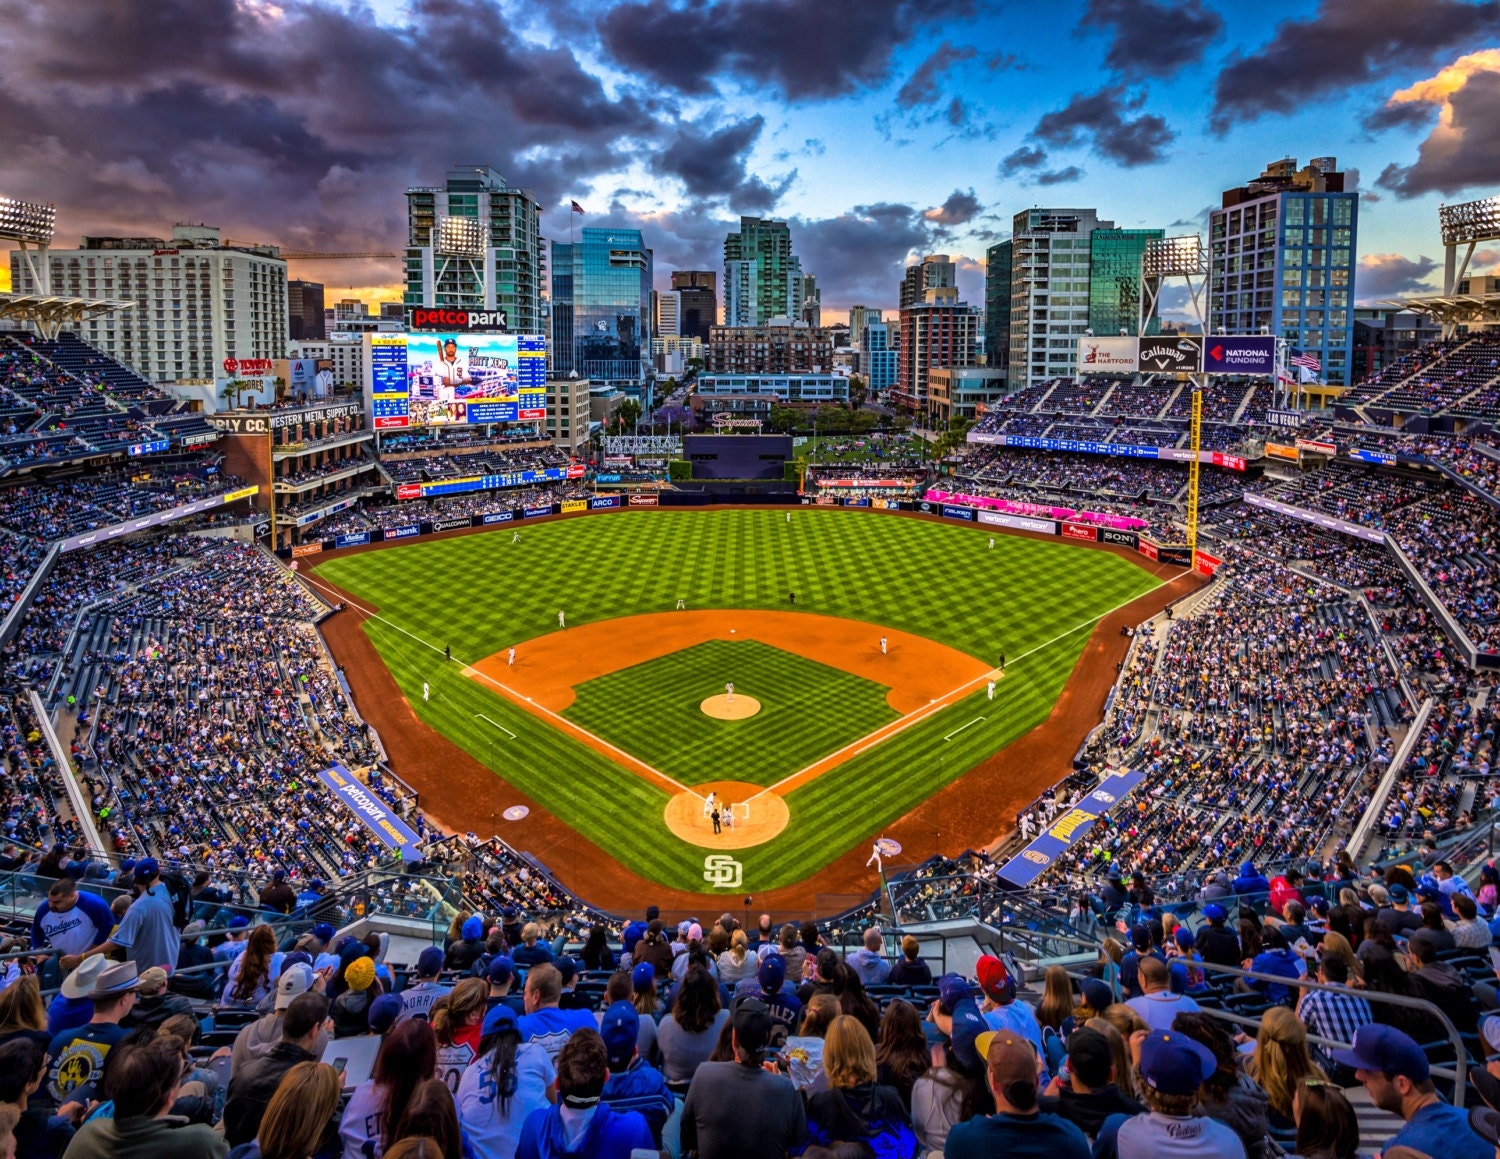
(676, 598), (686, 610)
(512, 531), (520, 543)
(423, 681), (429, 702)
(558, 610), (566, 628)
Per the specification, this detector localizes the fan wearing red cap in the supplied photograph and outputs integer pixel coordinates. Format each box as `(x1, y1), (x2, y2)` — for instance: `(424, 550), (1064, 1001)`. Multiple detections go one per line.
(973, 956), (1050, 1084)
(943, 1027), (1090, 1159)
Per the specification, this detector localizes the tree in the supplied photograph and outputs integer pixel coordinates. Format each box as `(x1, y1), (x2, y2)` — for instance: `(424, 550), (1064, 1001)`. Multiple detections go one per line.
(614, 398), (643, 433)
(218, 378), (256, 410)
(931, 415), (976, 459)
(848, 375), (868, 410)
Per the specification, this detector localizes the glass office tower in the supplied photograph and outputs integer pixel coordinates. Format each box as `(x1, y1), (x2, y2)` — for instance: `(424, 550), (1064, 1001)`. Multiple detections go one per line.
(1088, 228), (1163, 337)
(550, 228), (653, 391)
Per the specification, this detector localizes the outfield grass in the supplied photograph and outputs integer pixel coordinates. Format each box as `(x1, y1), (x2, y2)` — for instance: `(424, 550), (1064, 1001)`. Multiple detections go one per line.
(312, 509), (1163, 893)
(564, 640), (897, 789)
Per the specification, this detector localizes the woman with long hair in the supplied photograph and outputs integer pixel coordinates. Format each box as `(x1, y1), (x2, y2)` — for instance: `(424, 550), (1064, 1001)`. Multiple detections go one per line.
(457, 1007), (556, 1159)
(874, 999), (929, 1111)
(655, 966), (727, 1084)
(388, 1078), (464, 1159)
(1478, 863), (1500, 912)
(835, 965), (882, 1042)
(1317, 931), (1362, 983)
(257, 1062), (343, 1159)
(784, 994), (840, 1090)
(1360, 946), (1446, 1043)
(224, 924), (281, 1007)
(1169, 1011), (1270, 1159)
(716, 929), (754, 988)
(0, 976), (49, 1050)
(444, 910), (471, 951)
(912, 1013), (995, 1153)
(1036, 966), (1075, 1035)
(1246, 1006), (1327, 1129)
(1238, 917), (1262, 963)
(1097, 937), (1123, 1000)
(340, 1019), (439, 1159)
(804, 1016), (918, 1158)
(579, 925), (615, 973)
(431, 978), (488, 1094)
(631, 962), (661, 1024)
(1292, 1079), (1360, 1159)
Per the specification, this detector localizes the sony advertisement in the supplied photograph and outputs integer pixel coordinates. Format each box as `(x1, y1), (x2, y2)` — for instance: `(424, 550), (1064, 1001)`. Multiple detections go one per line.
(368, 332), (546, 429)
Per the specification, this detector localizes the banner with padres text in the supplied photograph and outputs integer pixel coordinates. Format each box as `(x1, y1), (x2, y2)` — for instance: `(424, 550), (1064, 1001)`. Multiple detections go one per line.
(996, 767), (1147, 888)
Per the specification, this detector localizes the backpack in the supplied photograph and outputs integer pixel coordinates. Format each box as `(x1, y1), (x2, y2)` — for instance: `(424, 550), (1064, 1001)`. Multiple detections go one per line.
(160, 871), (195, 929)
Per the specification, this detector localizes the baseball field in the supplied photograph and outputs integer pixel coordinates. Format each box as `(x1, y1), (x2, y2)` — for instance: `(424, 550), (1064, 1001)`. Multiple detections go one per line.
(308, 508), (1173, 901)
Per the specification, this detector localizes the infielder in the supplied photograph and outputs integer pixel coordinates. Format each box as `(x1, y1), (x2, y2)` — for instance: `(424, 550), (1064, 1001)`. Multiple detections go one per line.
(725, 681), (734, 703)
(703, 790), (718, 818)
(987, 680), (995, 700)
(879, 637), (887, 655)
(676, 598), (686, 610)
(508, 647), (516, 666)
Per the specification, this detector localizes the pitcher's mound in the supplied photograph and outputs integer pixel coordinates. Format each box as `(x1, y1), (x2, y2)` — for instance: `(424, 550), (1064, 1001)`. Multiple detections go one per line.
(701, 694), (761, 720)
(664, 780), (789, 849)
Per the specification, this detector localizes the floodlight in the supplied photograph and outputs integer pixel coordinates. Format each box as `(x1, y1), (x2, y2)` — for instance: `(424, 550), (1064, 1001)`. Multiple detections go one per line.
(1439, 197), (1500, 246)
(436, 216), (486, 259)
(0, 197), (55, 244)
(1141, 236), (1207, 279)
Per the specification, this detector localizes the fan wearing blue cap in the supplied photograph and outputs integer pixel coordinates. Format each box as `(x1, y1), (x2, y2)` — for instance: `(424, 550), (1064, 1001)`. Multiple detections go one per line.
(484, 956), (525, 1020)
(598, 1001), (674, 1146)
(1090, 1029), (1242, 1159)
(1196, 904), (1243, 972)
(1333, 1023), (1490, 1159)
(456, 1005), (557, 1159)
(78, 856), (178, 974)
(399, 947), (452, 1023)
(445, 915), (488, 974)
(32, 877), (116, 972)
(731, 953), (802, 1041)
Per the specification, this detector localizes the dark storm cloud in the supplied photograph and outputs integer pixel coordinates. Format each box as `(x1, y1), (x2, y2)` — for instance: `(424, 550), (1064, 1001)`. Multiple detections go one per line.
(999, 146), (1047, 176)
(1081, 0), (1223, 79)
(1210, 0), (1500, 132)
(1376, 68), (1500, 196)
(596, 0), (970, 101)
(657, 115), (791, 211)
(897, 42), (976, 108)
(793, 203), (935, 307)
(1355, 253), (1439, 302)
(1034, 85), (1175, 166)
(923, 189), (983, 225)
(1037, 166), (1085, 185)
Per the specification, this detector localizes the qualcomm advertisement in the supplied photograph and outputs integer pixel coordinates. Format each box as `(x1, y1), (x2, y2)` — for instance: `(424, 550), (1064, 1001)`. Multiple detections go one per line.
(369, 332), (547, 429)
(316, 763), (424, 862)
(996, 767), (1147, 888)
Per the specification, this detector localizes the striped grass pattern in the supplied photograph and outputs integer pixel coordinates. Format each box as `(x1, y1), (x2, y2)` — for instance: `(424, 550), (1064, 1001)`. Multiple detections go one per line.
(313, 509), (1161, 892)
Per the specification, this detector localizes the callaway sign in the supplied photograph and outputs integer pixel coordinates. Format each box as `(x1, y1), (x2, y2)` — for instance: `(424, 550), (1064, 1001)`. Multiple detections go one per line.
(1137, 337), (1202, 374)
(407, 307), (509, 332)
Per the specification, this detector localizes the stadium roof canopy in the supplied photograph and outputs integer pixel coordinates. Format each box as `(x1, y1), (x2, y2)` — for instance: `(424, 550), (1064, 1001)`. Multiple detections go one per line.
(1376, 292), (1500, 334)
(0, 292), (133, 340)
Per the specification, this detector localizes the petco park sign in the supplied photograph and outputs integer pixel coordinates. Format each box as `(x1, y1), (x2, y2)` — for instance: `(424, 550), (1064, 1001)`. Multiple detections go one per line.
(407, 307), (508, 332)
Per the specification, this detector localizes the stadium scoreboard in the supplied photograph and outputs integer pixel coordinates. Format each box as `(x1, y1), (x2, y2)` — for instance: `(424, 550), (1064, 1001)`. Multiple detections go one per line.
(365, 332), (547, 429)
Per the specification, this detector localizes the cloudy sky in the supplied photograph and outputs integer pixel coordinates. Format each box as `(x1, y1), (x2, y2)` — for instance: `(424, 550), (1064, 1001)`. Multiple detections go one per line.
(1, 0), (1497, 317)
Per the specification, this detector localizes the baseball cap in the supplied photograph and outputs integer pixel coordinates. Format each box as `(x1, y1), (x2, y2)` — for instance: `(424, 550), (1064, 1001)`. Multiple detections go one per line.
(272, 868), (287, 881)
(276, 964), (314, 1009)
(645, 905), (659, 921)
(1064, 1027), (1114, 1089)
(369, 993), (405, 1035)
(1081, 978), (1113, 1013)
(119, 858), (137, 872)
(732, 999), (772, 1056)
(137, 967), (169, 995)
(487, 956), (514, 986)
(1138, 1030), (1217, 1096)
(345, 957), (376, 992)
(974, 1029), (1039, 1096)
(757, 953), (786, 995)
(1174, 926), (1195, 950)
(677, 920), (692, 936)
(1329, 1024), (1429, 1083)
(462, 916), (483, 940)
(975, 956), (1015, 1005)
(483, 1006), (518, 1037)
(416, 947), (444, 977)
(688, 922), (703, 942)
(282, 951), (313, 971)
(61, 954), (108, 999)
(938, 972), (972, 1012)
(1202, 903), (1227, 922)
(632, 962), (656, 992)
(503, 905), (520, 920)
(600, 1001), (640, 1070)
(1129, 924), (1152, 951)
(228, 915), (250, 930)
(1471, 1107), (1500, 1146)
(1388, 883), (1410, 904)
(947, 998), (989, 1074)
(312, 923), (336, 944)
(1309, 895), (1330, 915)
(134, 857), (160, 879)
(556, 956), (577, 985)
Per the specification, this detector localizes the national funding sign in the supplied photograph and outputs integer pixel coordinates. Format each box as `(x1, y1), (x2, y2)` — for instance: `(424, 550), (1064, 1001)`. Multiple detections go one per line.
(1203, 336), (1276, 375)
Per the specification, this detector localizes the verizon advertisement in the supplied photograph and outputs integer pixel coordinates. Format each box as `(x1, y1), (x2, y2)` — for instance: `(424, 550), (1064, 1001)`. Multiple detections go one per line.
(978, 510), (1058, 535)
(1242, 492), (1386, 544)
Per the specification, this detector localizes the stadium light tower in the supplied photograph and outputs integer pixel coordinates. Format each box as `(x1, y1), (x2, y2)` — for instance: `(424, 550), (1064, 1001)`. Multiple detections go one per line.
(434, 215), (489, 309)
(1440, 196), (1500, 292)
(0, 195), (57, 294)
(1139, 236), (1209, 560)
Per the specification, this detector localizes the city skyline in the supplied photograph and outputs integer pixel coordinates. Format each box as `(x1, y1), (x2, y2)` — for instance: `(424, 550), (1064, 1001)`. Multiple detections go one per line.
(0, 0), (1495, 317)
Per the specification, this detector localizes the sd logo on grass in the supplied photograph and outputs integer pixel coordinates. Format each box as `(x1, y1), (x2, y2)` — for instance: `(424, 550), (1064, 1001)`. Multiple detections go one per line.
(703, 854), (743, 889)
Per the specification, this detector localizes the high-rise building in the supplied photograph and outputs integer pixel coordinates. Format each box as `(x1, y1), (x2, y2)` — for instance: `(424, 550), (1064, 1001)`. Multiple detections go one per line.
(287, 279), (325, 341)
(403, 163), (544, 334)
(655, 289), (682, 337)
(983, 242), (1012, 374)
(896, 286), (979, 414)
(670, 270), (717, 341)
(707, 322), (832, 374)
(1009, 208), (1112, 388)
(1209, 156), (1357, 384)
(1088, 229), (1163, 338)
(899, 255), (957, 309)
(10, 223), (286, 384)
(550, 228), (653, 391)
(800, 274), (821, 327)
(848, 306), (882, 345)
(723, 217), (802, 326)
(862, 321), (897, 393)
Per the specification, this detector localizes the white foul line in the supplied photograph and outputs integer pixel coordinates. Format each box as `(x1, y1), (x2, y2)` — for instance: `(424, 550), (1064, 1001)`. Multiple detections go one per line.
(944, 717), (985, 742)
(475, 713), (517, 739)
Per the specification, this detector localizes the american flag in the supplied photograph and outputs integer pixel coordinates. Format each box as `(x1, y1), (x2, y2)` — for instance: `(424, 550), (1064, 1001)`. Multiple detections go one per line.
(1289, 348), (1322, 373)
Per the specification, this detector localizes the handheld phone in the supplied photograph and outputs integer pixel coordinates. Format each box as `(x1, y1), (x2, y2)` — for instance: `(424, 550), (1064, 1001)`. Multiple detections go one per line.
(332, 1058), (348, 1077)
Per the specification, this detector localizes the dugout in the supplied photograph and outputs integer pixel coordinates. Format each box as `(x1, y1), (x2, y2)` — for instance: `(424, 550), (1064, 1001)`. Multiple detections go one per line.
(682, 434), (793, 480)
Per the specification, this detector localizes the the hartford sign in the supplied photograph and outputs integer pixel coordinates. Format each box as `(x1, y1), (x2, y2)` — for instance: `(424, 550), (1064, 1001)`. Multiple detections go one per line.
(407, 307), (508, 332)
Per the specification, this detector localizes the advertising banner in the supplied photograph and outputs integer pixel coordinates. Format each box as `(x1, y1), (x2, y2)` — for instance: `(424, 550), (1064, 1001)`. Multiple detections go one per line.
(407, 307), (508, 332)
(1242, 492), (1386, 543)
(1194, 549), (1223, 576)
(814, 496), (838, 505)
(1001, 435), (1157, 459)
(431, 517), (472, 533)
(396, 484), (422, 500)
(595, 474), (622, 483)
(335, 532), (370, 548)
(1099, 527), (1139, 550)
(875, 498), (902, 510)
(566, 464), (587, 479)
(1265, 442), (1300, 462)
(524, 505), (554, 519)
(1062, 522), (1099, 542)
(1157, 545), (1193, 566)
(1203, 336), (1276, 375)
(1137, 336), (1203, 374)
(1265, 408), (1302, 430)
(628, 495), (659, 506)
(386, 525), (421, 540)
(366, 332), (546, 428)
(845, 497), (871, 507)
(316, 763), (424, 862)
(589, 496), (622, 509)
(1139, 539), (1160, 562)
(1296, 439), (1337, 455)
(997, 767), (1148, 887)
(978, 510), (1059, 535)
(291, 543), (324, 557)
(1349, 448), (1397, 466)
(561, 500), (587, 514)
(128, 439), (169, 456)
(482, 510), (515, 524)
(1210, 452), (1247, 471)
(941, 504), (975, 521)
(57, 485), (263, 553)
(927, 490), (1148, 531)
(416, 466), (570, 499)
(1076, 336), (1140, 375)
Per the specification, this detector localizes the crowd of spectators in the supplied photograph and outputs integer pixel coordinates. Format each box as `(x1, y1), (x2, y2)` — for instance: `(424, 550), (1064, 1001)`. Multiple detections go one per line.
(0, 465), (243, 543)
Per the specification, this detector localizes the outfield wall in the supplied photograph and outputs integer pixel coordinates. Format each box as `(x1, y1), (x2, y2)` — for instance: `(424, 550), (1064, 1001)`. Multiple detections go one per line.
(276, 491), (1195, 573)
